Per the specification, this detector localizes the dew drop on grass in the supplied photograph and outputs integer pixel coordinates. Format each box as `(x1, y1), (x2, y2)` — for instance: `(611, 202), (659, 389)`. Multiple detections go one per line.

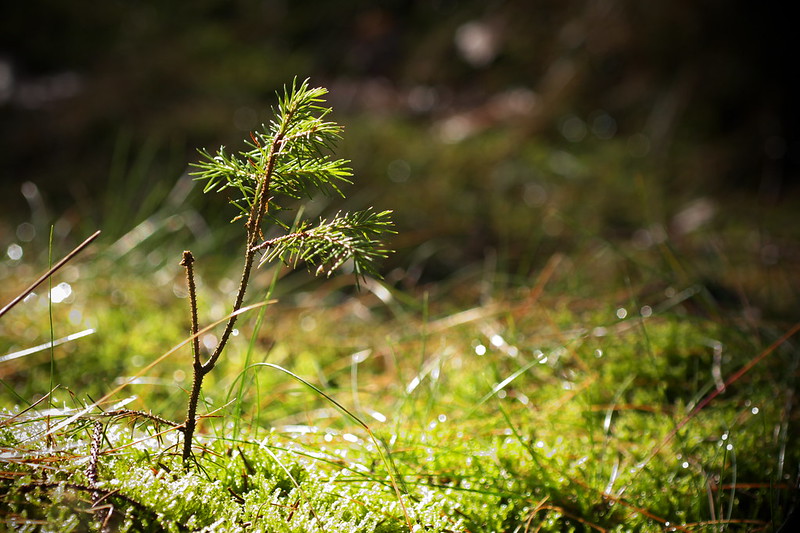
(559, 115), (587, 142)
(49, 282), (72, 303)
(616, 307), (627, 319)
(172, 283), (188, 299)
(490, 334), (504, 347)
(301, 315), (316, 331)
(369, 410), (387, 422)
(425, 448), (435, 462)
(474, 344), (487, 356)
(387, 159), (411, 183)
(6, 243), (22, 260)
(16, 222), (36, 242)
(437, 414), (447, 423)
(752, 407), (759, 415)
(146, 251), (161, 267)
(202, 333), (217, 352)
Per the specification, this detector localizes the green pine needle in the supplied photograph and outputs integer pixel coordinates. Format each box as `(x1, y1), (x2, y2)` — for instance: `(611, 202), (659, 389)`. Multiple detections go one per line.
(253, 208), (395, 280)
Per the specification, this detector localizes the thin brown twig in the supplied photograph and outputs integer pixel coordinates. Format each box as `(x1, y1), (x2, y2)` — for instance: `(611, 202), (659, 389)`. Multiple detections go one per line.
(86, 420), (112, 532)
(180, 251), (201, 369)
(181, 250), (202, 466)
(16, 480), (156, 521)
(99, 409), (181, 429)
(86, 421), (102, 488)
(0, 230), (101, 319)
(0, 387), (58, 427)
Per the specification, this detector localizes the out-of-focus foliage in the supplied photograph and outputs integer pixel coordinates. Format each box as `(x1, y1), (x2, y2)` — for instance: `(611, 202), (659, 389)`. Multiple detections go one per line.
(1, 0), (796, 213)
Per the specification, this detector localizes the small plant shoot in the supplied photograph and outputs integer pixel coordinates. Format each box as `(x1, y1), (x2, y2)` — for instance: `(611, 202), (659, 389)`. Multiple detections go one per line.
(181, 79), (394, 466)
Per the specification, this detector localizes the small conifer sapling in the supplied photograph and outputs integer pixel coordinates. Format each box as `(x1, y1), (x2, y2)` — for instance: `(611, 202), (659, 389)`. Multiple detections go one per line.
(180, 79), (394, 466)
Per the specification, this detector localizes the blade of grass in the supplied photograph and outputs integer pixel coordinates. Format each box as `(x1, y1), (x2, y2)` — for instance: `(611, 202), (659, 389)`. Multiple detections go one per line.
(48, 226), (56, 408)
(0, 329), (95, 374)
(495, 381), (688, 530)
(469, 358), (539, 415)
(246, 362), (414, 532)
(30, 300), (274, 443)
(259, 444), (326, 532)
(227, 271), (278, 442)
(622, 320), (800, 494)
(229, 207), (293, 441)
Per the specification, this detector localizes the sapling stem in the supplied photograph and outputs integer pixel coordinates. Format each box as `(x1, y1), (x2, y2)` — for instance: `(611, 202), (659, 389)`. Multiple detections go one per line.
(180, 250), (202, 465)
(180, 251), (201, 366)
(180, 122), (282, 466)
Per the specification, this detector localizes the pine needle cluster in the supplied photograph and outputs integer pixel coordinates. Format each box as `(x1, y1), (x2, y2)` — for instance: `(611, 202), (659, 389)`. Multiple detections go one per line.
(192, 79), (393, 280)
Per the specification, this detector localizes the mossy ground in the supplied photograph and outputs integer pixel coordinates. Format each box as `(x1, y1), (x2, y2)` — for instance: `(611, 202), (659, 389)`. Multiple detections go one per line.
(2, 220), (798, 531)
(2, 125), (799, 531)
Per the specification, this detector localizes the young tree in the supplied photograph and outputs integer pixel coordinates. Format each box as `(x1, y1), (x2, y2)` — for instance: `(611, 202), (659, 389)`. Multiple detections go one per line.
(181, 79), (394, 466)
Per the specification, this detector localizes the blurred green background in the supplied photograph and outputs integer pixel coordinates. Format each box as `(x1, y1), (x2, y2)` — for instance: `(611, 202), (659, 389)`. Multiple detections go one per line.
(1, 0), (798, 305)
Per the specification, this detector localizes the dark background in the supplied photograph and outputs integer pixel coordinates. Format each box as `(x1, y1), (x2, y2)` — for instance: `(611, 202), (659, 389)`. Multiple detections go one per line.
(1, 0), (797, 273)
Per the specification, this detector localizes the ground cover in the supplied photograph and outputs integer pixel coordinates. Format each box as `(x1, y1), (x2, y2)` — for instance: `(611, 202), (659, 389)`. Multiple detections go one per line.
(1, 84), (798, 532)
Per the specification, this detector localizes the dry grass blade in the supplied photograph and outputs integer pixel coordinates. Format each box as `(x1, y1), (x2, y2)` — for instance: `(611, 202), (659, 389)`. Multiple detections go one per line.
(30, 300), (274, 443)
(0, 230), (101, 320)
(622, 319), (800, 493)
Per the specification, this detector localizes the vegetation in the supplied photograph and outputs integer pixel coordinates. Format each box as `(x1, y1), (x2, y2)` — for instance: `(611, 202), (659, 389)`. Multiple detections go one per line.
(180, 79), (393, 466)
(1, 77), (799, 532)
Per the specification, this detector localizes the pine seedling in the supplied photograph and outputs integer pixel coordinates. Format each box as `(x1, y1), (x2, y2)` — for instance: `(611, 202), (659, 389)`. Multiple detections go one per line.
(180, 78), (394, 466)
